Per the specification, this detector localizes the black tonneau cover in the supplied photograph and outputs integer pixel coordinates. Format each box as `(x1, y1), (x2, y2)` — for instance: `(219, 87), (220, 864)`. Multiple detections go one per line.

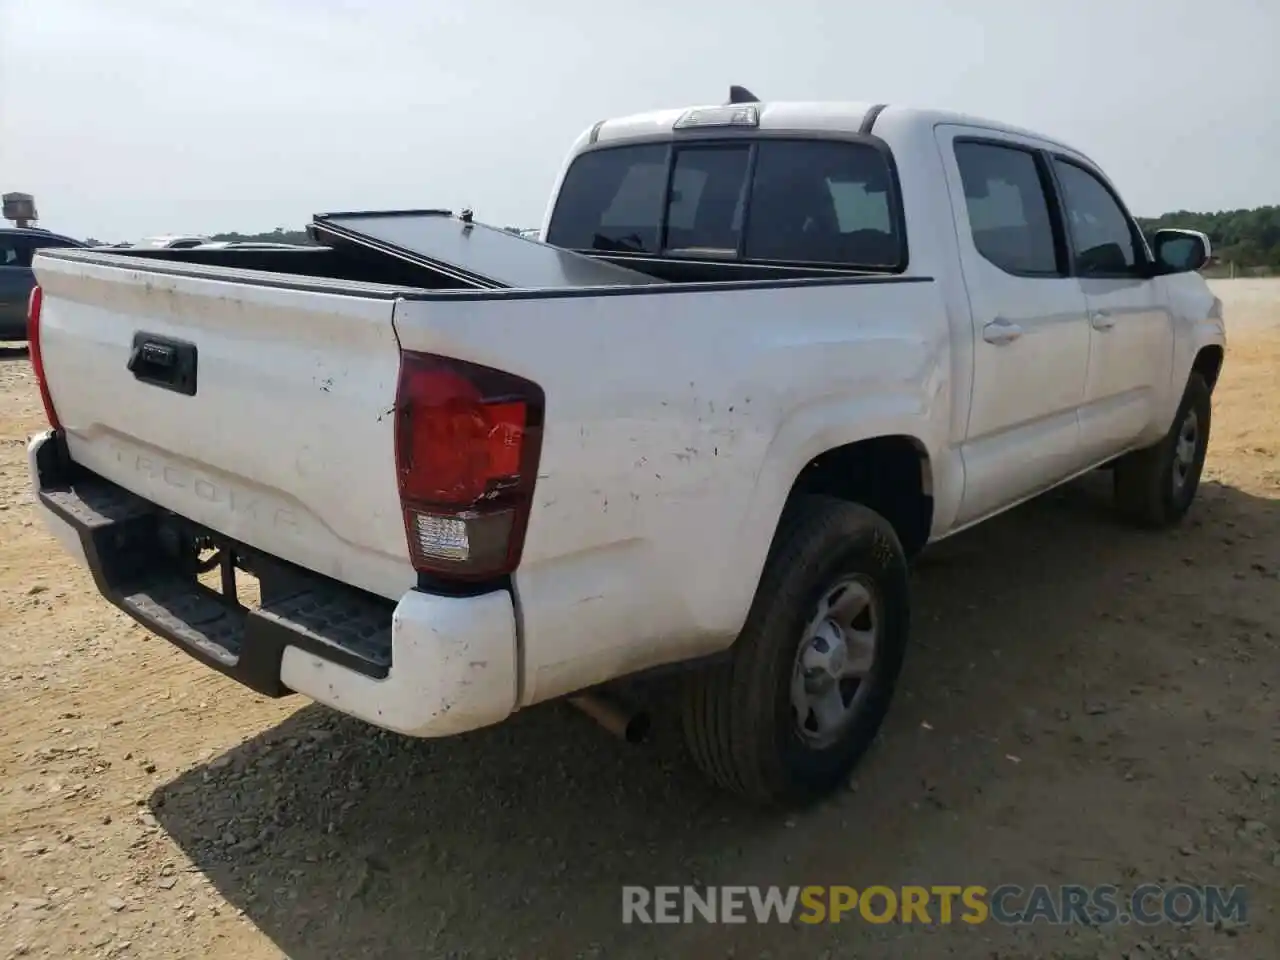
(310, 209), (663, 290)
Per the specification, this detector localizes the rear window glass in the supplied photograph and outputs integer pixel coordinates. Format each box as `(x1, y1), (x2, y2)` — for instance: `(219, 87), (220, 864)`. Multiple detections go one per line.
(546, 139), (902, 268)
(550, 144), (667, 254)
(745, 140), (899, 266)
(666, 146), (751, 256)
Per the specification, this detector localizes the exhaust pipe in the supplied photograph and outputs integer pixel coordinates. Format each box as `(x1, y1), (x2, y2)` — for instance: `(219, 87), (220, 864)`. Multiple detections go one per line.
(569, 691), (651, 744)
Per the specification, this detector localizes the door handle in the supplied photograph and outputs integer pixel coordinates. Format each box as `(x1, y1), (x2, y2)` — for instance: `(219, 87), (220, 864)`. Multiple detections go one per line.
(982, 318), (1023, 345)
(1090, 311), (1115, 331)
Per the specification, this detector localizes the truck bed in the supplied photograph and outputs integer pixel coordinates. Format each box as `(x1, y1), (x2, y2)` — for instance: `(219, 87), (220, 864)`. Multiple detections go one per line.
(108, 210), (666, 291)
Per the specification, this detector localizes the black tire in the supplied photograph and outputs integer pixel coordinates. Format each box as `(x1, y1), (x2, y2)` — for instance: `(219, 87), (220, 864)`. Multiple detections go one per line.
(680, 496), (910, 806)
(1113, 372), (1211, 528)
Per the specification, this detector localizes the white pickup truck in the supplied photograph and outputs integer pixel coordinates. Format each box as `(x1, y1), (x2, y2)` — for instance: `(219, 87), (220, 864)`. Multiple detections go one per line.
(27, 93), (1225, 805)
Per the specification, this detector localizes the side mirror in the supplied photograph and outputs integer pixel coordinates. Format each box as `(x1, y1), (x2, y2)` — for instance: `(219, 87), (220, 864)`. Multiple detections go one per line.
(1151, 228), (1211, 274)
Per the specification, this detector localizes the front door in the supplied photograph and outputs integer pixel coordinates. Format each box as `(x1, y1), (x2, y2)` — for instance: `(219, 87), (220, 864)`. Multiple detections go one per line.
(1049, 156), (1174, 462)
(936, 126), (1092, 527)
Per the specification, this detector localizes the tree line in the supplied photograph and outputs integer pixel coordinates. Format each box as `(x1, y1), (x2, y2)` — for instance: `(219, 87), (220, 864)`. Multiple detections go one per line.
(209, 226), (313, 245)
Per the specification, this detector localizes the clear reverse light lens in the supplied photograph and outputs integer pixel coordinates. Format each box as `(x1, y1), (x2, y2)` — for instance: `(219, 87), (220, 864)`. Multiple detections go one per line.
(411, 512), (470, 562)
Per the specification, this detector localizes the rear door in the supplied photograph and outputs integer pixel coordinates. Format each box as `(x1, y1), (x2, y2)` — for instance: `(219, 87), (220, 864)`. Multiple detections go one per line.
(936, 127), (1092, 526)
(1048, 156), (1174, 461)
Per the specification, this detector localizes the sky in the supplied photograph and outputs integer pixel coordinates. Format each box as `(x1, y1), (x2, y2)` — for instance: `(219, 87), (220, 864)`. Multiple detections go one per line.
(1, 0), (1276, 242)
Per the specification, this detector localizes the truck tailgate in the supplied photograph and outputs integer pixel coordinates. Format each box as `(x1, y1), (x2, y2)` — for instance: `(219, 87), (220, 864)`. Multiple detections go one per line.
(33, 252), (412, 599)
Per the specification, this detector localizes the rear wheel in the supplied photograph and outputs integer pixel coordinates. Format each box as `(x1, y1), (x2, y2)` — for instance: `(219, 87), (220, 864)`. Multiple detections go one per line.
(680, 496), (910, 806)
(1113, 372), (1211, 528)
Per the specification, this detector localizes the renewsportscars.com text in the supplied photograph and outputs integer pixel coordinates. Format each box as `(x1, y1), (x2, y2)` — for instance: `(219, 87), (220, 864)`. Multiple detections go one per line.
(621, 884), (1248, 926)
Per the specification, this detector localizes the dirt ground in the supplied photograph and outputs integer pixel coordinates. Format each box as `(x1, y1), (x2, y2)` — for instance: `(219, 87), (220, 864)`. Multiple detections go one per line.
(1, 281), (1277, 960)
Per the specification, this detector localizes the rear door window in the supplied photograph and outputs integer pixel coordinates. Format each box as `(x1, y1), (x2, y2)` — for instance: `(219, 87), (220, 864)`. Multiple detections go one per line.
(546, 138), (903, 269)
(953, 141), (1062, 276)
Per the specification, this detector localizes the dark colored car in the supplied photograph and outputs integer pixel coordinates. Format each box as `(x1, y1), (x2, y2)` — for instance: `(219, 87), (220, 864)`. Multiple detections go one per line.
(1, 228), (86, 339)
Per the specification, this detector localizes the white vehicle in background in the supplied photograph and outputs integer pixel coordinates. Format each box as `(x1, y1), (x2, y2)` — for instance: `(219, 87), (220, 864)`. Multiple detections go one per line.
(133, 235), (210, 250)
(26, 90), (1224, 805)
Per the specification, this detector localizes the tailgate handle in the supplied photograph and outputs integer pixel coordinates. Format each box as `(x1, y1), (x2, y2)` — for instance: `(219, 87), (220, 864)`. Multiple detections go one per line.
(128, 333), (198, 396)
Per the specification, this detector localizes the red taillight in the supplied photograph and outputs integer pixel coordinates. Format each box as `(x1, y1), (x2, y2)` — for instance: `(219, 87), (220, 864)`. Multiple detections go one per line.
(27, 285), (61, 430)
(394, 351), (544, 581)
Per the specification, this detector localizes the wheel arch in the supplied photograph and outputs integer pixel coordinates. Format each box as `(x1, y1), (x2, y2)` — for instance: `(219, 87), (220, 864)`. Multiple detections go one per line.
(1192, 344), (1224, 393)
(727, 430), (935, 640)
(779, 435), (935, 558)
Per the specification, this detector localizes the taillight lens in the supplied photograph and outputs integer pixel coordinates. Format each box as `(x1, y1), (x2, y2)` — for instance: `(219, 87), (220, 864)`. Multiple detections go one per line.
(27, 285), (61, 430)
(394, 351), (544, 581)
